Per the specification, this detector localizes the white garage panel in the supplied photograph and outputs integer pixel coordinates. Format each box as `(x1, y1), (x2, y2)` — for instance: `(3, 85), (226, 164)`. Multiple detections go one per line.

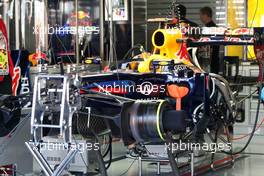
(147, 0), (216, 26)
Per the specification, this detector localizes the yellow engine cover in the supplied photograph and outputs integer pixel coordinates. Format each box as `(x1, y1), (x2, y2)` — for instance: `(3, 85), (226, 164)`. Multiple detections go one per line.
(138, 28), (189, 73)
(152, 29), (183, 58)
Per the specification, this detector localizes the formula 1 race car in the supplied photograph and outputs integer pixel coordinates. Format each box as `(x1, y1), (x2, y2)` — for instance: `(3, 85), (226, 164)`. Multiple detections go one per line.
(77, 26), (263, 176)
(24, 26), (264, 176)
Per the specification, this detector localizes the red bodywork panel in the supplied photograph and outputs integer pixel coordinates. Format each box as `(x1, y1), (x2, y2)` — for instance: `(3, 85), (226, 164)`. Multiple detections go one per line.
(0, 19), (16, 95)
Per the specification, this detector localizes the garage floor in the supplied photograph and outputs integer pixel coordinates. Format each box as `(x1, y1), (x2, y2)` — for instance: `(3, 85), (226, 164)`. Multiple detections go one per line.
(105, 154), (264, 176)
(1, 116), (264, 176)
(104, 136), (264, 176)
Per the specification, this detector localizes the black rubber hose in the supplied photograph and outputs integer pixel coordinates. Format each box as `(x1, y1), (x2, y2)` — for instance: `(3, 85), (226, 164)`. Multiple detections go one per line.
(103, 135), (112, 158)
(76, 114), (108, 176)
(95, 148), (108, 176)
(166, 133), (180, 176)
(104, 135), (113, 170)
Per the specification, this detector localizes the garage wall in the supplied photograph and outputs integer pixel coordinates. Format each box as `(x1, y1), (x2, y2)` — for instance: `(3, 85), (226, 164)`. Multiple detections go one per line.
(133, 0), (237, 50)
(133, 0), (147, 48)
(232, 65), (264, 136)
(147, 0), (216, 25)
(145, 0), (217, 50)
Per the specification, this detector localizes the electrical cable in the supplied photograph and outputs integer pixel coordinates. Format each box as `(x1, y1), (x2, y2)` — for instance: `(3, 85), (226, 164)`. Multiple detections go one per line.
(121, 44), (145, 61)
(166, 132), (180, 176)
(237, 89), (258, 105)
(231, 118), (264, 140)
(117, 158), (137, 176)
(0, 114), (30, 157)
(220, 83), (262, 155)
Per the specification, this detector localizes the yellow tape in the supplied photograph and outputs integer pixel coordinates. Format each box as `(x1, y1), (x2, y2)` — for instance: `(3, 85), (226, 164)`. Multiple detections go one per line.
(85, 59), (92, 64)
(157, 100), (165, 141)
